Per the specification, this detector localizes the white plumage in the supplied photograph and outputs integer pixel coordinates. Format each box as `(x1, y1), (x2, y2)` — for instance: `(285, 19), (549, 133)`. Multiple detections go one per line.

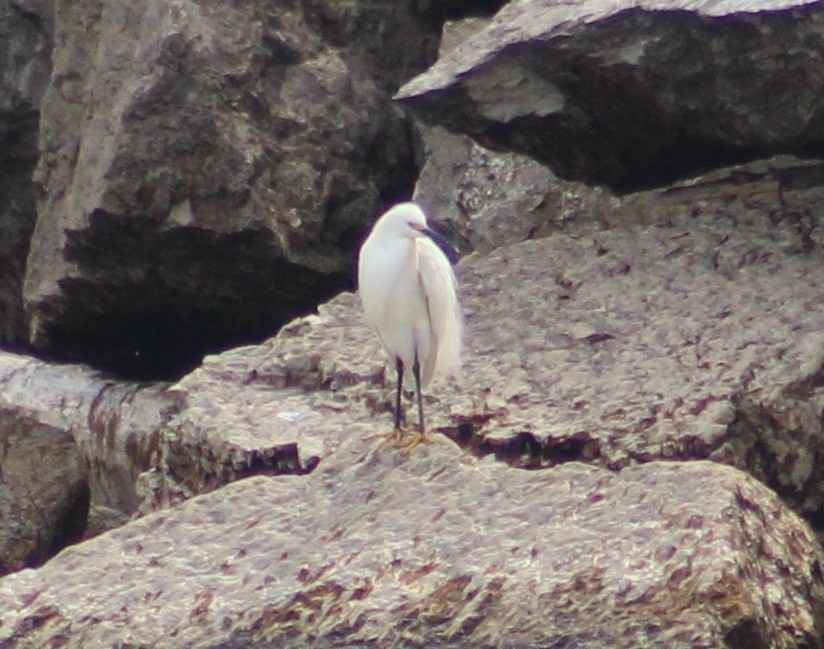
(358, 202), (462, 446)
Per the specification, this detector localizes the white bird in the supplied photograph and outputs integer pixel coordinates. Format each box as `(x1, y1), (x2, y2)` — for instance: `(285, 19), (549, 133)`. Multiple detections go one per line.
(358, 202), (463, 451)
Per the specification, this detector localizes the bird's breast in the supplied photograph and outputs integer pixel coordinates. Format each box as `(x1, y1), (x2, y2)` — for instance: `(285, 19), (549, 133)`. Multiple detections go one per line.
(358, 238), (426, 362)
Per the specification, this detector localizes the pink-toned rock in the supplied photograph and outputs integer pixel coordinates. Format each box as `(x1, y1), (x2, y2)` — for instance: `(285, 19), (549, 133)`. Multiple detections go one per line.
(167, 158), (824, 521)
(0, 351), (175, 567)
(0, 455), (821, 648)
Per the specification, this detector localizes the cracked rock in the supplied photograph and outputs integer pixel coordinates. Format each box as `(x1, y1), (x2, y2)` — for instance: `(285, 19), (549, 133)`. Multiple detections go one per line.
(0, 351), (175, 567)
(157, 156), (824, 523)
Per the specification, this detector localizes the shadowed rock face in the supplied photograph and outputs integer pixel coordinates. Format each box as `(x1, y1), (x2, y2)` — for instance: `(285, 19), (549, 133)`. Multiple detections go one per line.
(1, 1), (824, 645)
(413, 124), (611, 252)
(0, 414), (88, 575)
(397, 0), (824, 192)
(0, 1), (49, 347)
(0, 351), (177, 570)
(16, 0), (438, 380)
(1, 455), (822, 648)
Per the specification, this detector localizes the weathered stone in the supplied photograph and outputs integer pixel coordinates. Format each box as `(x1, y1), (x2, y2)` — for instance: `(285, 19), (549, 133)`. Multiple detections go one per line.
(21, 0), (437, 379)
(140, 332), (370, 512)
(0, 0), (50, 345)
(0, 351), (176, 562)
(411, 17), (611, 253)
(156, 156), (824, 523)
(397, 0), (824, 192)
(82, 380), (177, 516)
(413, 124), (610, 252)
(0, 414), (87, 576)
(1, 456), (822, 648)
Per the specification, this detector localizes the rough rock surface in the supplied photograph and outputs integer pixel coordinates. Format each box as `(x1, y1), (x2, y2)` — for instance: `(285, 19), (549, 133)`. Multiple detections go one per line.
(1, 456), (823, 648)
(0, 1), (49, 345)
(411, 16), (613, 252)
(153, 156), (824, 521)
(0, 351), (176, 568)
(0, 2), (823, 644)
(413, 124), (610, 252)
(17, 0), (438, 379)
(398, 0), (824, 191)
(0, 415), (87, 576)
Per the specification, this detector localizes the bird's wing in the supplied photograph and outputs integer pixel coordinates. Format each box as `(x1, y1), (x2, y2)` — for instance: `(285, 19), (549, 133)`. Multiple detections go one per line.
(416, 240), (463, 386)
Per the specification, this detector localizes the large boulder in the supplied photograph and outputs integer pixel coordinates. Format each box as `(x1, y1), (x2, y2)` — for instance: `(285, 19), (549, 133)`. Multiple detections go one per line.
(0, 413), (87, 576)
(397, 0), (824, 192)
(0, 354), (90, 575)
(19, 0), (438, 380)
(0, 156), (821, 645)
(0, 454), (822, 648)
(0, 351), (176, 567)
(150, 155), (824, 519)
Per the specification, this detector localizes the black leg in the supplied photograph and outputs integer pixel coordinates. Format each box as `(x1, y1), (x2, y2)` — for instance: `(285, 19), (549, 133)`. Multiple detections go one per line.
(413, 355), (424, 433)
(394, 357), (404, 430)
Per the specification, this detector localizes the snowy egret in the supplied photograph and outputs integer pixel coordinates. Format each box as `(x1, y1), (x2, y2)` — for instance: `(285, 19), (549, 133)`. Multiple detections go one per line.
(358, 202), (462, 451)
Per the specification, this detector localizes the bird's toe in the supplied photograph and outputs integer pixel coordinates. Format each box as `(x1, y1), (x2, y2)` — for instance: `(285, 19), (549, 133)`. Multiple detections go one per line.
(398, 430), (435, 454)
(363, 428), (407, 451)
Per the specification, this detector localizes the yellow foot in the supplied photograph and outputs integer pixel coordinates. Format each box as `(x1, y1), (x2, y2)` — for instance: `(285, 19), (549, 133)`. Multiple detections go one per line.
(397, 430), (435, 454)
(362, 428), (407, 451)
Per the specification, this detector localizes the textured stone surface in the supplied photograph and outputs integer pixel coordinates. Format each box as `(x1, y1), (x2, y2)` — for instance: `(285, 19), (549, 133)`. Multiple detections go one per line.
(413, 124), (610, 252)
(155, 156), (824, 521)
(19, 0), (436, 379)
(1, 457), (822, 648)
(397, 0), (824, 191)
(0, 416), (87, 576)
(0, 157), (821, 644)
(0, 0), (50, 345)
(411, 17), (610, 253)
(0, 351), (176, 563)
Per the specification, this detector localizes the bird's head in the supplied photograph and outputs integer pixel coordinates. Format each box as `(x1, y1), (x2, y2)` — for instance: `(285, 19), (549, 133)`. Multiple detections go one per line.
(370, 202), (460, 265)
(372, 202), (428, 238)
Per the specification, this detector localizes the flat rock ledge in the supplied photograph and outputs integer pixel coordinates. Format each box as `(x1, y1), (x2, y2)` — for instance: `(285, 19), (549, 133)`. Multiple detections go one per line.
(0, 455), (822, 648)
(162, 188), (823, 522)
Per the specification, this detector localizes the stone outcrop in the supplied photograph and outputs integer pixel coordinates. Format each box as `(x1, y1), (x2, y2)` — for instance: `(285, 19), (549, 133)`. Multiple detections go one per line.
(397, 0), (824, 192)
(1, 0), (824, 645)
(0, 351), (176, 572)
(132, 155), (821, 515)
(0, 414), (87, 575)
(9, 0), (444, 379)
(1, 455), (822, 648)
(413, 124), (610, 252)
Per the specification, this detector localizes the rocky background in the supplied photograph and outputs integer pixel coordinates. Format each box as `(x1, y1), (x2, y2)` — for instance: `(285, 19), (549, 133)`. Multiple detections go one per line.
(1, 0), (823, 647)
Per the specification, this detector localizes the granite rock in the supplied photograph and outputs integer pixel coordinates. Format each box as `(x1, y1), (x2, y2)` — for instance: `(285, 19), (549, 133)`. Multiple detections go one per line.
(0, 351), (176, 567)
(156, 156), (823, 521)
(0, 415), (87, 576)
(0, 456), (822, 648)
(397, 0), (824, 192)
(19, 0), (435, 379)
(413, 124), (611, 253)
